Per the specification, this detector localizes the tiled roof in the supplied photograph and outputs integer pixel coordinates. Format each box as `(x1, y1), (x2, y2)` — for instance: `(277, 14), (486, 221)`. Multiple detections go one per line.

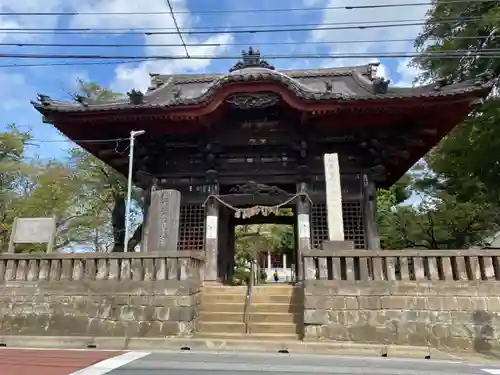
(31, 49), (494, 114)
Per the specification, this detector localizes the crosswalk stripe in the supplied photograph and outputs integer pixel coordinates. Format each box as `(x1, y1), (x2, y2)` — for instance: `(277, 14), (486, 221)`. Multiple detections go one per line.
(481, 369), (500, 374)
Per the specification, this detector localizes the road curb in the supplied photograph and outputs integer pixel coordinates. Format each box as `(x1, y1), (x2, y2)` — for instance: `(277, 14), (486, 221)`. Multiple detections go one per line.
(0, 335), (460, 360)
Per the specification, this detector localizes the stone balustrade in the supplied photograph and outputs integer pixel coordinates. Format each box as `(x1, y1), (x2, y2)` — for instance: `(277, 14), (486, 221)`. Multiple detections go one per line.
(303, 246), (500, 351)
(0, 251), (205, 283)
(303, 248), (500, 281)
(0, 251), (206, 339)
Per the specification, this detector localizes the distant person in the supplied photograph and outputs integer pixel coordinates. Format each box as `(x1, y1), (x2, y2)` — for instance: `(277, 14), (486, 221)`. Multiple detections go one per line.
(273, 269), (279, 283)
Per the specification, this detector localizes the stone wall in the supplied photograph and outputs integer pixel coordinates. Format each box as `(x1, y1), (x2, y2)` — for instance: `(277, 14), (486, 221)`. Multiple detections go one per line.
(303, 246), (500, 352)
(304, 280), (500, 352)
(0, 251), (204, 338)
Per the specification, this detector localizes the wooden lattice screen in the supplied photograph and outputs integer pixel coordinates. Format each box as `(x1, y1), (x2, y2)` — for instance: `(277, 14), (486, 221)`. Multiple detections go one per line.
(177, 204), (206, 251)
(310, 202), (366, 249)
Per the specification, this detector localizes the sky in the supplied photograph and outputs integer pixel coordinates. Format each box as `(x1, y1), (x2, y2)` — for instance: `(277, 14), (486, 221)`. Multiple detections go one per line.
(0, 0), (429, 159)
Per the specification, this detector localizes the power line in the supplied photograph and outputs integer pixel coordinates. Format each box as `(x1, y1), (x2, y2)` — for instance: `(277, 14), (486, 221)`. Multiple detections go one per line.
(165, 0), (189, 58)
(1, 136), (129, 143)
(0, 20), (481, 36)
(0, 0), (496, 16)
(0, 51), (498, 69)
(0, 36), (493, 50)
(0, 59), (155, 68)
(0, 50), (499, 60)
(0, 16), (488, 32)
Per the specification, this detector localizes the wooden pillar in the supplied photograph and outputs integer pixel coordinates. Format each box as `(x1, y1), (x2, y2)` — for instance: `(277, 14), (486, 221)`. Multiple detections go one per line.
(146, 188), (181, 251)
(205, 196), (219, 281)
(297, 181), (312, 281)
(227, 215), (236, 282)
(363, 174), (381, 250)
(217, 206), (230, 282)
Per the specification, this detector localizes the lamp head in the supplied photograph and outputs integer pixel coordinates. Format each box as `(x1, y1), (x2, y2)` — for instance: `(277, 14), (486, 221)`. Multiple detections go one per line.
(131, 130), (146, 137)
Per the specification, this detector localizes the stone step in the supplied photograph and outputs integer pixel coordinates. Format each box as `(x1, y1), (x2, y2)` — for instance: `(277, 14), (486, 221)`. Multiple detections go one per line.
(202, 293), (301, 304)
(198, 321), (298, 335)
(194, 332), (300, 341)
(200, 302), (301, 314)
(203, 285), (300, 296)
(198, 311), (299, 323)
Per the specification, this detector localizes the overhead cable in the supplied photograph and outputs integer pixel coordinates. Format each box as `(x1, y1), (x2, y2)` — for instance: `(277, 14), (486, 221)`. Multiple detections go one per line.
(0, 136), (129, 143)
(0, 21), (481, 36)
(0, 51), (498, 68)
(0, 0), (496, 16)
(0, 36), (494, 49)
(164, 0), (189, 58)
(0, 50), (498, 60)
(0, 15), (490, 32)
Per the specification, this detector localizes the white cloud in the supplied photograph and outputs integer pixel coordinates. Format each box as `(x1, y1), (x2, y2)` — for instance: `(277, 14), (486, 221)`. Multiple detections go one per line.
(0, 0), (77, 42)
(0, 71), (35, 111)
(394, 58), (422, 87)
(307, 0), (430, 82)
(70, 0), (233, 92)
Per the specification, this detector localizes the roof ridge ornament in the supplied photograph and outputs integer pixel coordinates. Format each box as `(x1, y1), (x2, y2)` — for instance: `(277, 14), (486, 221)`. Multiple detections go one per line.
(229, 46), (275, 72)
(127, 89), (144, 105)
(75, 95), (89, 107)
(36, 93), (52, 106)
(367, 62), (381, 80)
(372, 77), (391, 94)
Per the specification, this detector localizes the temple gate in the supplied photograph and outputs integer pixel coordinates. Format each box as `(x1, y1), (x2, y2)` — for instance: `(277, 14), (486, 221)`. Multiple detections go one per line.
(32, 47), (493, 284)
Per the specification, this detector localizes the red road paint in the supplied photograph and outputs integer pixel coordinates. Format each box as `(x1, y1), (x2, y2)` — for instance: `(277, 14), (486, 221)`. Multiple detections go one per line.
(0, 349), (123, 375)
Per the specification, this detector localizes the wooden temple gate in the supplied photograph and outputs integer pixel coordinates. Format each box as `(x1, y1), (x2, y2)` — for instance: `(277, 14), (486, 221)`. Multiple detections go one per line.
(30, 47), (493, 285)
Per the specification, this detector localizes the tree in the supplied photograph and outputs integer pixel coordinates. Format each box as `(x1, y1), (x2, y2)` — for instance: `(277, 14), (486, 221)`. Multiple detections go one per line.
(378, 166), (494, 249)
(0, 128), (107, 252)
(67, 80), (144, 252)
(410, 0), (500, 201)
(411, 0), (500, 83)
(68, 147), (143, 252)
(397, 1), (500, 247)
(0, 80), (144, 253)
(0, 125), (32, 250)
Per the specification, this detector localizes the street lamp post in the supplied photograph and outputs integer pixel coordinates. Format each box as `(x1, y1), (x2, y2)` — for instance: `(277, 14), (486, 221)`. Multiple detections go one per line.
(124, 129), (146, 253)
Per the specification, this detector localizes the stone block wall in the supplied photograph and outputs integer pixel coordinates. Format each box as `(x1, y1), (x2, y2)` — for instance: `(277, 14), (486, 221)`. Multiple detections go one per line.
(0, 280), (201, 337)
(304, 280), (500, 352)
(0, 251), (205, 339)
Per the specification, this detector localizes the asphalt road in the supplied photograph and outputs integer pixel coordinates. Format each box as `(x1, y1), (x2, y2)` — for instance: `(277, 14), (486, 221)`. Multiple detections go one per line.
(101, 350), (500, 375)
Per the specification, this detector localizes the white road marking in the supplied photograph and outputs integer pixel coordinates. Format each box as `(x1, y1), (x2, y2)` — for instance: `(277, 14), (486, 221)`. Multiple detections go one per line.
(68, 351), (150, 375)
(481, 369), (500, 374)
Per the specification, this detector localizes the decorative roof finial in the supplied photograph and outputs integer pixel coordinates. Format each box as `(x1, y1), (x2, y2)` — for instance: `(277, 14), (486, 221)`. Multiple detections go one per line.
(127, 89), (144, 105)
(229, 46), (275, 72)
(372, 77), (391, 94)
(36, 93), (52, 106)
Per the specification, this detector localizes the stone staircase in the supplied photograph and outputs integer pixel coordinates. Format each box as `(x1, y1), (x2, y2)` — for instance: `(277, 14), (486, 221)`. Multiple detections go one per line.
(197, 284), (303, 340)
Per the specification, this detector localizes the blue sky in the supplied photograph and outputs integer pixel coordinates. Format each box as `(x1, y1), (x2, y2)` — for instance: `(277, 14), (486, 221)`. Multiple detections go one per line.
(0, 0), (428, 160)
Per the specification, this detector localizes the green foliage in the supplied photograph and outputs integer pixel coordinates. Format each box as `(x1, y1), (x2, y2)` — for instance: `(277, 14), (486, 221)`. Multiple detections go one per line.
(0, 80), (144, 253)
(232, 266), (250, 285)
(411, 0), (500, 83)
(234, 220), (295, 268)
(385, 0), (500, 249)
(378, 165), (495, 249)
(0, 125), (32, 250)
